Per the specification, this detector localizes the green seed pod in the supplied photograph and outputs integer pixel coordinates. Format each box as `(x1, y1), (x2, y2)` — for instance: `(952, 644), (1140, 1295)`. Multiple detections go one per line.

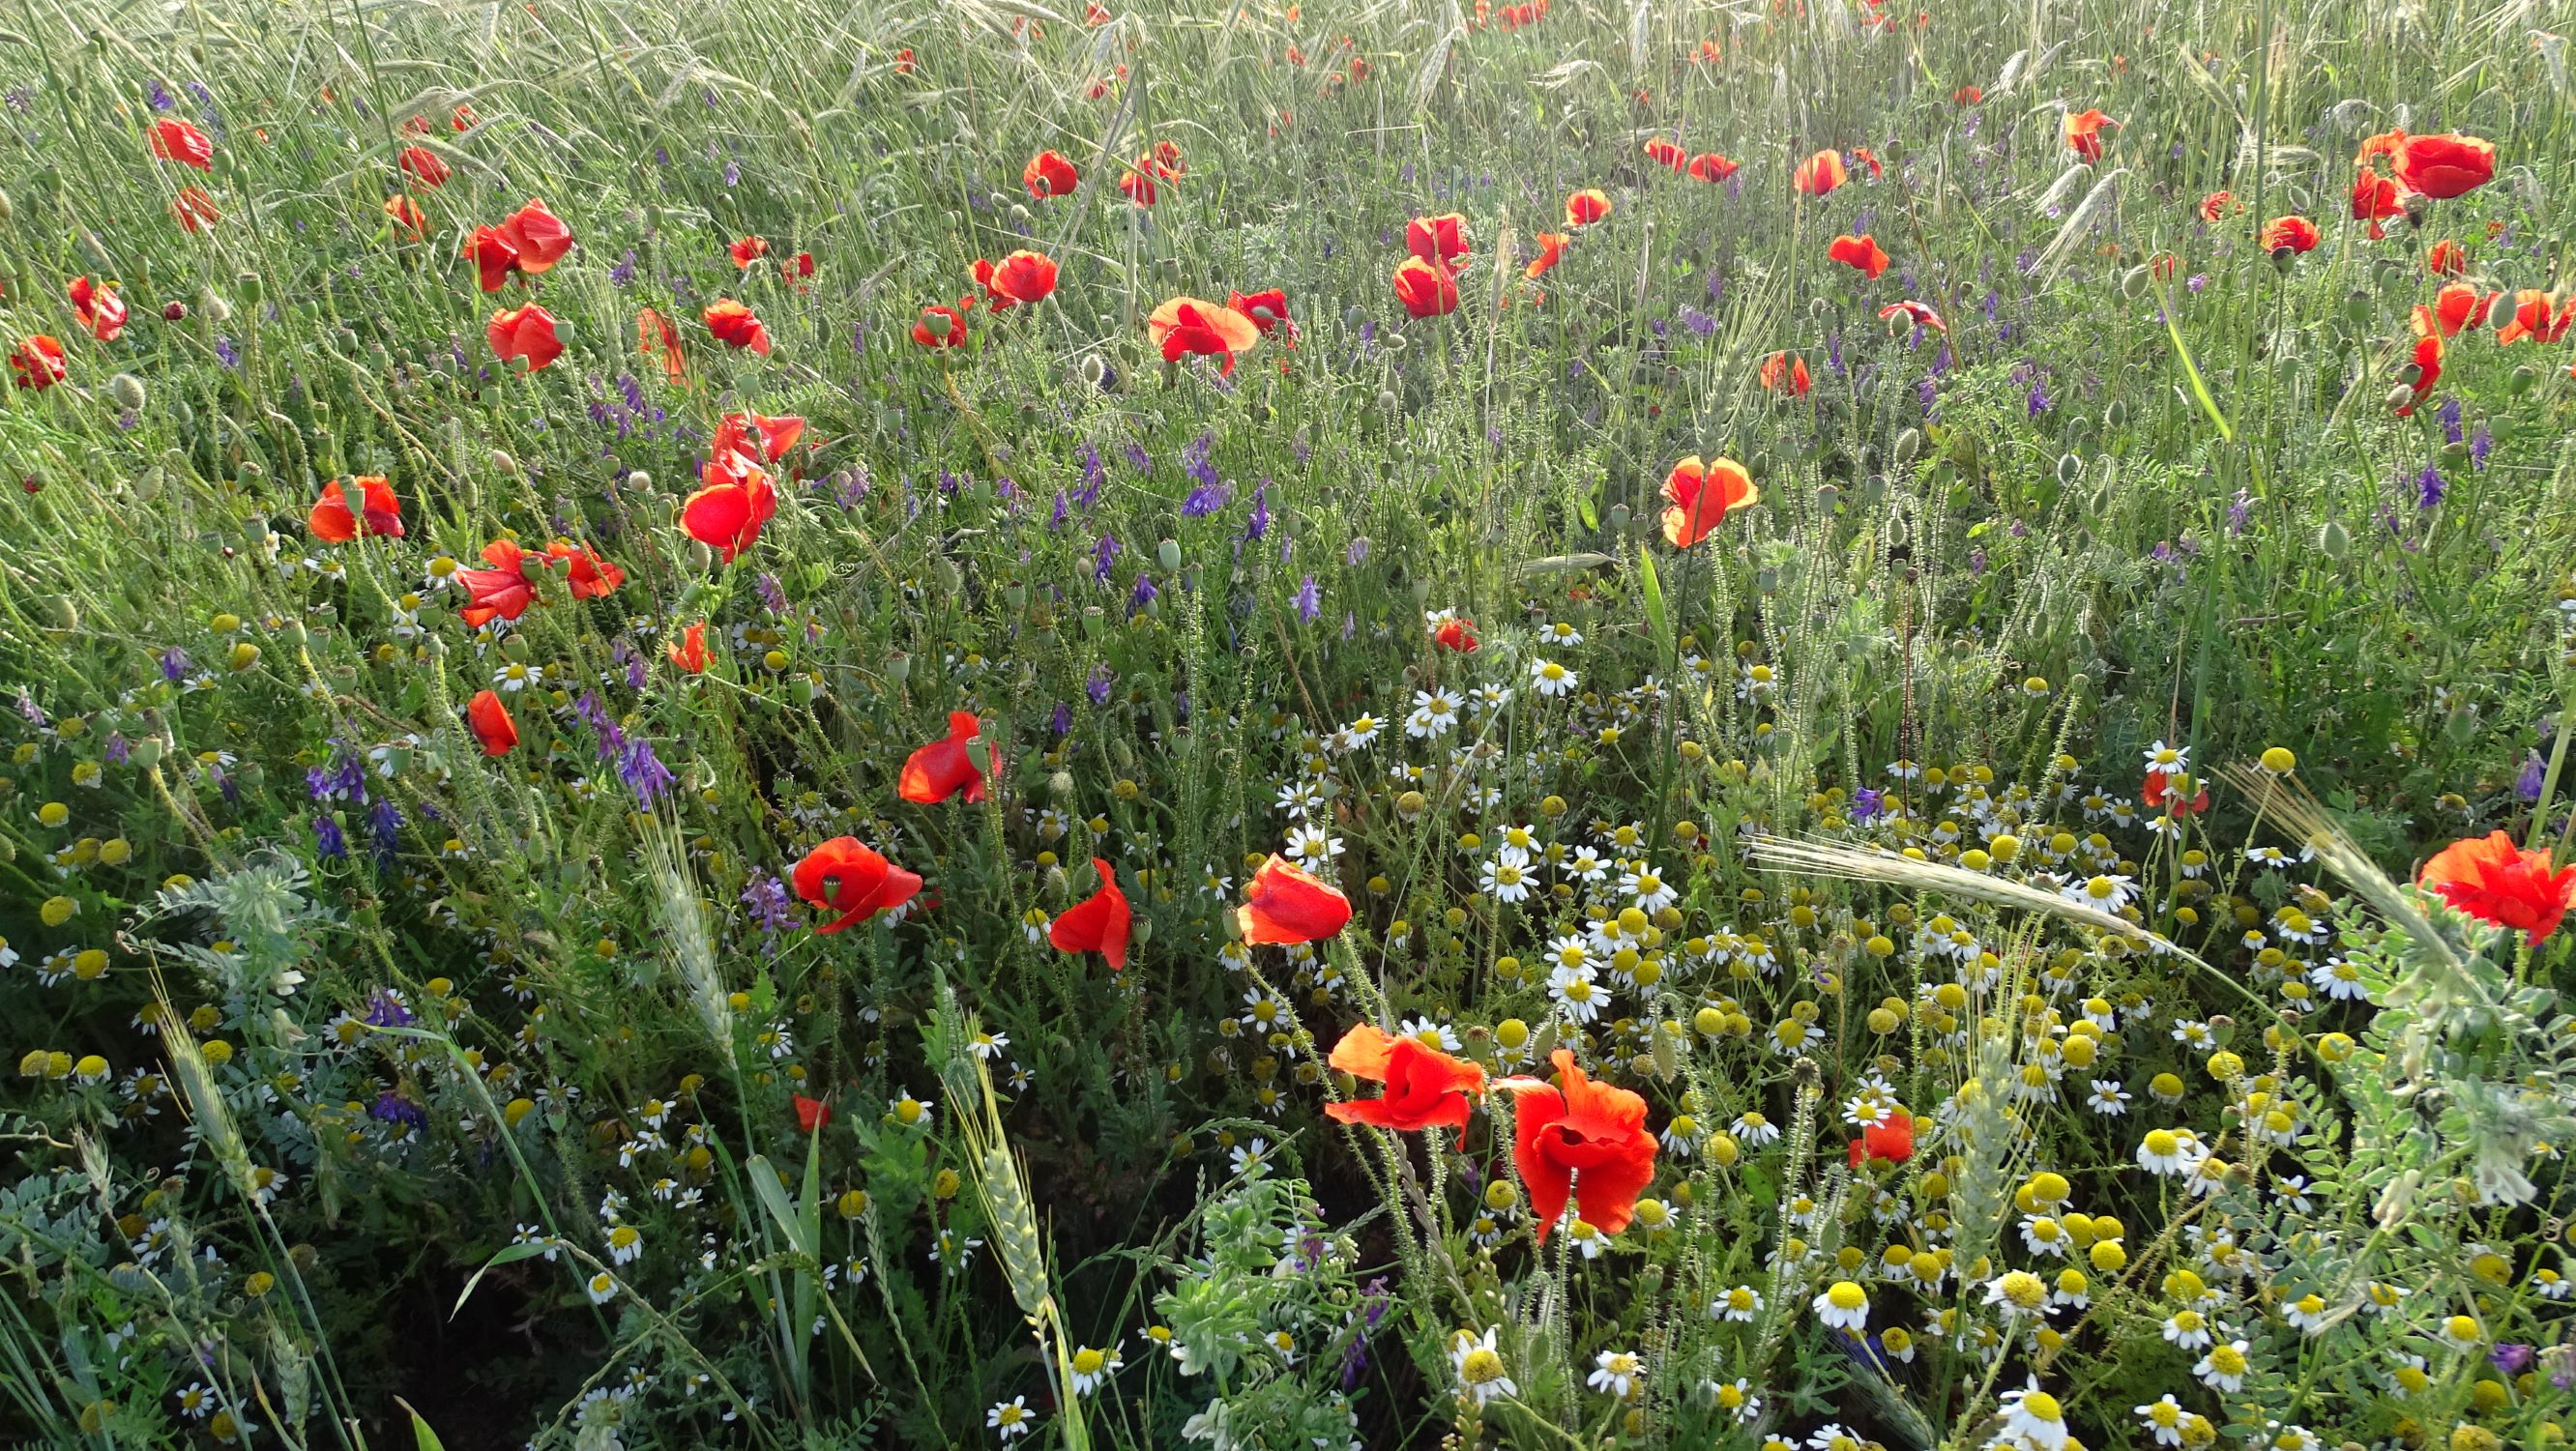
(1606, 503), (1631, 532)
(1156, 538), (1182, 572)
(128, 739), (162, 770)
(45, 595), (77, 630)
(234, 272), (263, 305)
(2509, 365), (2538, 397)
(499, 633), (531, 662)
(2489, 414), (2519, 442)
(239, 514), (272, 550)
(886, 651), (911, 684)
(2316, 519), (2350, 558)
(2343, 289), (2372, 323)
(791, 676), (818, 706)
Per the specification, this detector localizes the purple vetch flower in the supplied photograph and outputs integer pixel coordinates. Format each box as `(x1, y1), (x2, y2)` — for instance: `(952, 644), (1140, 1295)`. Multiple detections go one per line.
(607, 249), (638, 287)
(574, 691), (626, 755)
(370, 1091), (427, 1132)
(2226, 489), (2253, 536)
(149, 79), (175, 111)
(104, 734), (129, 766)
(2439, 396), (2464, 445)
(838, 462), (871, 508)
(1182, 431), (1218, 489)
(2472, 424), (2492, 469)
(1093, 534), (1121, 584)
(313, 814), (348, 860)
(617, 737), (677, 807)
(2415, 462), (2445, 509)
(757, 571), (788, 615)
(1181, 479), (1233, 518)
(1127, 574), (1158, 617)
(1853, 788), (1886, 823)
(1121, 441), (1151, 474)
(2493, 1344), (2535, 1377)
(1051, 702), (1073, 736)
(2516, 750), (2549, 801)
(1245, 483), (1271, 541)
(215, 336), (241, 369)
(1678, 305), (1716, 337)
(1073, 443), (1107, 509)
(307, 748), (366, 803)
(15, 691), (44, 725)
(161, 647), (192, 683)
(1345, 537), (1370, 566)
(1969, 549), (1987, 576)
(365, 990), (417, 1029)
(1293, 575), (1322, 624)
(1050, 488), (1069, 530)
(722, 159), (740, 187)
(742, 872), (794, 955)
(2026, 380), (2052, 416)
(1086, 665), (1115, 707)
(369, 797), (404, 865)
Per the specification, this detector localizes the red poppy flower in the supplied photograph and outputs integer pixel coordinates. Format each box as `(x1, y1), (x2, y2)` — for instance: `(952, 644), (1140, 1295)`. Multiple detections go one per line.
(727, 235), (769, 270)
(1952, 84), (1982, 105)
(1432, 616), (1478, 653)
(397, 145), (450, 188)
(488, 304), (564, 371)
(1237, 854), (1352, 945)
(1392, 257), (1460, 319)
(1793, 149), (1848, 195)
(463, 225), (521, 292)
(1118, 168), (1157, 206)
(149, 118), (213, 170)
(455, 540), (536, 628)
(793, 1094), (833, 1133)
(545, 539), (625, 598)
(1048, 856), (1133, 971)
(2351, 169), (2403, 237)
(1641, 138), (1685, 172)
(714, 411), (805, 463)
(1228, 289), (1295, 341)
(2420, 830), (2576, 942)
(1760, 351), (1811, 395)
(1498, 1049), (1656, 1242)
(1828, 233), (1891, 278)
(497, 198), (573, 274)
(893, 48), (915, 74)
(1847, 1109), (1915, 1168)
(2141, 769), (2210, 818)
(1851, 146), (1883, 180)
(1879, 299), (1947, 332)
(1154, 139), (1186, 176)
(2064, 107), (2114, 161)
(68, 277), (126, 342)
(1660, 455), (1758, 547)
(2426, 240), (2466, 276)
(308, 476), (403, 542)
(899, 711), (998, 804)
(913, 304), (968, 348)
(2425, 283), (2492, 338)
(8, 334), (64, 391)
(1406, 214), (1471, 267)
(1149, 296), (1262, 372)
(1086, 1), (1111, 22)
(1324, 1024), (1485, 1143)
(782, 252), (815, 286)
(2497, 290), (2574, 345)
(792, 836), (923, 934)
(2260, 216), (2321, 254)
(2198, 190), (2235, 221)
(2391, 132), (2496, 200)
(988, 250), (1059, 305)
(1564, 189), (1612, 226)
(170, 187), (221, 233)
(452, 103), (479, 131)
(1686, 153), (1739, 183)
(638, 307), (687, 382)
(703, 299), (772, 356)
(681, 456), (777, 564)
(465, 689), (518, 757)
(668, 621), (711, 673)
(1524, 232), (1566, 280)
(384, 194), (426, 239)
(1024, 149), (1080, 197)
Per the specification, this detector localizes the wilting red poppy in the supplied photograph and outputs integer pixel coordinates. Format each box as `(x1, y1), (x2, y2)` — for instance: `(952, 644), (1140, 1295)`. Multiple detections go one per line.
(1879, 299), (1947, 332)
(2497, 290), (2575, 345)
(988, 250), (1059, 305)
(1497, 1049), (1656, 1242)
(497, 198), (573, 273)
(1432, 616), (1478, 653)
(1828, 233), (1891, 278)
(68, 277), (126, 342)
(2064, 107), (2114, 161)
(1025, 149), (1079, 197)
(8, 334), (63, 391)
(1118, 168), (1158, 206)
(1687, 153), (1739, 183)
(1392, 257), (1460, 319)
(681, 456), (777, 564)
(1793, 149), (1848, 195)
(668, 621), (711, 673)
(704, 299), (772, 356)
(1048, 856), (1133, 970)
(1238, 853), (1352, 945)
(397, 145), (450, 188)
(384, 194), (426, 238)
(1760, 352), (1811, 395)
(465, 689), (518, 756)
(548, 539), (625, 598)
(488, 304), (564, 372)
(1228, 288), (1295, 341)
(170, 187), (221, 233)
(1952, 84), (1982, 105)
(729, 235), (769, 269)
(452, 103), (478, 131)
(1524, 232), (1566, 280)
(1660, 455), (1758, 547)
(638, 307), (687, 382)
(1641, 137), (1685, 172)
(782, 252), (815, 286)
(1847, 1109), (1915, 1168)
(714, 411), (805, 463)
(1154, 138), (1186, 176)
(913, 304), (968, 348)
(2198, 190), (2235, 221)
(1149, 296), (1262, 372)
(2424, 283), (2492, 338)
(2260, 216), (2321, 254)
(1324, 1024), (1485, 1143)
(149, 118), (213, 170)
(455, 542), (536, 628)
(1564, 189), (1612, 226)
(464, 226), (520, 292)
(893, 48), (915, 74)
(309, 477), (403, 542)
(1406, 213), (1471, 267)
(792, 836), (923, 934)
(2420, 830), (2576, 942)
(2351, 168), (2403, 237)
(1851, 146), (1883, 180)
(899, 711), (998, 804)
(793, 1094), (833, 1133)
(2141, 769), (2210, 818)
(2426, 240), (2467, 276)
(2390, 132), (2496, 199)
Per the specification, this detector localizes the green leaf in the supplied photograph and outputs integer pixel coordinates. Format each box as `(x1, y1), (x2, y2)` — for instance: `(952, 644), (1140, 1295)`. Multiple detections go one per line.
(452, 1239), (557, 1319)
(398, 1401), (445, 1451)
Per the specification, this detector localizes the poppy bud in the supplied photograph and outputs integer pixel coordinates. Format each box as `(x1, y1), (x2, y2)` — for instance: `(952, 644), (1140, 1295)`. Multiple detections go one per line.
(2384, 382), (2418, 412)
(489, 450), (517, 475)
(200, 288), (231, 324)
(1374, 389), (1397, 413)
(162, 301), (188, 322)
(2270, 246), (2298, 268)
(234, 272), (263, 305)
(688, 539), (714, 571)
(2316, 519), (2350, 558)
(1383, 332), (1408, 353)
(1042, 863), (1068, 896)
(2120, 265), (2151, 298)
(0, 188), (13, 221)
(2509, 365), (2538, 396)
(109, 373), (146, 410)
(1079, 353), (1107, 388)
(2490, 413), (2520, 441)
(1893, 427), (1921, 464)
(2104, 400), (2127, 429)
(1157, 537), (1182, 571)
(2055, 453), (2082, 485)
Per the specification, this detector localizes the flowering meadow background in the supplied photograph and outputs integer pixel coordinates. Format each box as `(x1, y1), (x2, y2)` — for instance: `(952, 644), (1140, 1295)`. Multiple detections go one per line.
(7, 0), (2576, 1447)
